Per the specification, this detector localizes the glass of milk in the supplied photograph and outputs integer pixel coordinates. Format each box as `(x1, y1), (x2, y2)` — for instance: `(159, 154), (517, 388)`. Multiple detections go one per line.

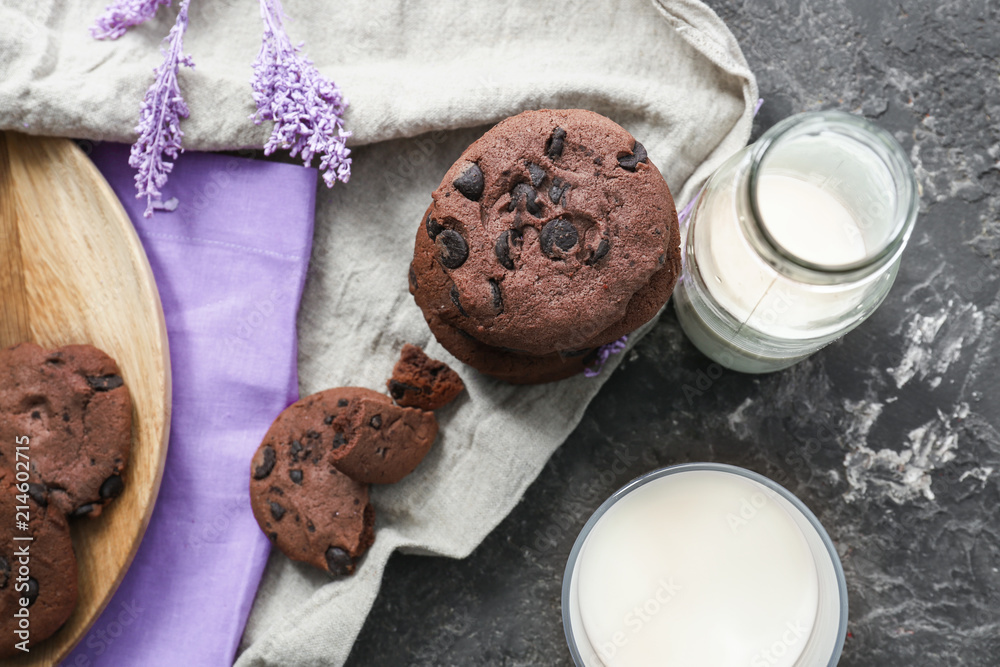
(673, 111), (919, 373)
(562, 463), (848, 667)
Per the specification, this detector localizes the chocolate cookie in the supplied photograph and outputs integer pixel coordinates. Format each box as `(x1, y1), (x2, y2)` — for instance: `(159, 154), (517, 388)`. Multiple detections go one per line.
(387, 344), (465, 410)
(426, 313), (597, 385)
(249, 388), (378, 576)
(0, 467), (79, 658)
(329, 395), (438, 484)
(410, 109), (681, 359)
(0, 343), (133, 518)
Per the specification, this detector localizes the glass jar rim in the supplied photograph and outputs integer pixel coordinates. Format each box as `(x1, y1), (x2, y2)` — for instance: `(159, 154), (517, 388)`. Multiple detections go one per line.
(561, 462), (849, 667)
(745, 110), (919, 285)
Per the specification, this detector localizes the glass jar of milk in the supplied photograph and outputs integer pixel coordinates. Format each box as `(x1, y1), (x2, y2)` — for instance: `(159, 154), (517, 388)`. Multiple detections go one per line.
(673, 111), (919, 373)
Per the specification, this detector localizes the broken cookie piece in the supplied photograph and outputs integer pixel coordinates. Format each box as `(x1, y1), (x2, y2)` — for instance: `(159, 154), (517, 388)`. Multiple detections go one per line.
(329, 396), (438, 485)
(386, 344), (465, 411)
(248, 388), (379, 577)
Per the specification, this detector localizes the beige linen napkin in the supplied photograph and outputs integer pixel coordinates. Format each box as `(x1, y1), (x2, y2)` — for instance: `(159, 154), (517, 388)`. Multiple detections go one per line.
(0, 0), (755, 664)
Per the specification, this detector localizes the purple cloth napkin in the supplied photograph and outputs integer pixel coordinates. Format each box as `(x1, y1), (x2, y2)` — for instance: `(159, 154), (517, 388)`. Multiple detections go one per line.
(62, 145), (316, 666)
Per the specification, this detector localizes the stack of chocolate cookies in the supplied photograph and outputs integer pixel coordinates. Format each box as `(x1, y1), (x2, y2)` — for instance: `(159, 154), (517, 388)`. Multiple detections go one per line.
(409, 109), (682, 383)
(0, 343), (133, 657)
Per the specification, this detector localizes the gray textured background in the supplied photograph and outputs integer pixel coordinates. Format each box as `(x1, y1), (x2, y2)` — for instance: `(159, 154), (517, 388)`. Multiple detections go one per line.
(345, 1), (1000, 665)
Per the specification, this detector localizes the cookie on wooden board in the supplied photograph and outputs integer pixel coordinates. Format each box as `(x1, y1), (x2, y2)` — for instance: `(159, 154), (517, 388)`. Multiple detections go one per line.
(0, 466), (79, 658)
(0, 342), (132, 518)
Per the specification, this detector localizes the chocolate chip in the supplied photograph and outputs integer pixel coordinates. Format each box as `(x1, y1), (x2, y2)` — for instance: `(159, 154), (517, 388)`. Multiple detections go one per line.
(307, 520), (316, 533)
(26, 483), (47, 507)
(30, 410), (40, 419)
(288, 469), (303, 485)
(527, 162), (545, 187)
(71, 503), (96, 518)
(425, 213), (443, 240)
(587, 238), (611, 265)
(268, 532), (278, 542)
(332, 432), (346, 449)
(388, 379), (413, 401)
(337, 398), (349, 408)
(86, 374), (124, 391)
(546, 127), (566, 159)
(290, 440), (303, 462)
(254, 446), (276, 479)
(549, 178), (570, 205)
(453, 163), (484, 201)
(525, 191), (542, 216)
(325, 546), (353, 576)
(369, 414), (382, 429)
(306, 430), (320, 440)
(617, 141), (648, 171)
(324, 415), (334, 425)
(269, 501), (286, 521)
(99, 475), (124, 500)
(540, 218), (579, 258)
(437, 229), (469, 269)
(495, 230), (515, 270)
(497, 230), (522, 270)
(507, 183), (527, 210)
(408, 264), (418, 290)
(508, 183), (541, 216)
(489, 278), (503, 312)
(450, 285), (468, 316)
(26, 577), (38, 607)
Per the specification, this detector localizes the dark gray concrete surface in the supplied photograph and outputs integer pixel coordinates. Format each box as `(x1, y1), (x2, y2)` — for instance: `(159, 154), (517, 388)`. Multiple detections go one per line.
(346, 1), (1000, 664)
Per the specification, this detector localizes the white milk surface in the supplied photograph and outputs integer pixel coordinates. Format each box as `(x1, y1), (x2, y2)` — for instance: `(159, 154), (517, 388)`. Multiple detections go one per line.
(575, 471), (819, 667)
(756, 174), (867, 267)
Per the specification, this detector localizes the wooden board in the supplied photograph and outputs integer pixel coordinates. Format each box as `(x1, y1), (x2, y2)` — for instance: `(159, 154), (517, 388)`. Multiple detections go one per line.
(0, 132), (171, 664)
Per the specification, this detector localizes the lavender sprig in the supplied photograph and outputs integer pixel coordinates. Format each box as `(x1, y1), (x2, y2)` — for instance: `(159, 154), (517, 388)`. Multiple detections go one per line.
(584, 336), (629, 378)
(91, 0), (172, 40)
(128, 0), (194, 218)
(251, 0), (351, 187)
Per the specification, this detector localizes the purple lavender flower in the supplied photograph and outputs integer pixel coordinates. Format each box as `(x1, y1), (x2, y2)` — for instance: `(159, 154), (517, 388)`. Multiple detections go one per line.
(584, 336), (629, 378)
(91, 0), (172, 40)
(128, 0), (194, 218)
(251, 0), (351, 187)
